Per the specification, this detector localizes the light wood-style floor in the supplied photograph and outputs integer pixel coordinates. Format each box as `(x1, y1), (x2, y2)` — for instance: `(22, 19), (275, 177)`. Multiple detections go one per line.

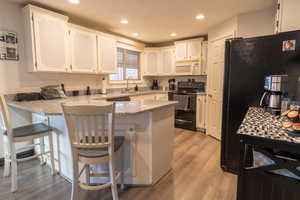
(0, 129), (237, 200)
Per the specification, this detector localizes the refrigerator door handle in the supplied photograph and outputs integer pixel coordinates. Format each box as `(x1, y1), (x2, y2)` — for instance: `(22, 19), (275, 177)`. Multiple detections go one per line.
(259, 92), (267, 107)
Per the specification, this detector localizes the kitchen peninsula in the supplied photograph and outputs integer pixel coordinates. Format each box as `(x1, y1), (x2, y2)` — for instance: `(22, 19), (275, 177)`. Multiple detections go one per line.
(7, 93), (177, 186)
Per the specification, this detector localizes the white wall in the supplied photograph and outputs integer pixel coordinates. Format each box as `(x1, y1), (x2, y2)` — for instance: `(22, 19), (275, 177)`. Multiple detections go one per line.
(237, 6), (276, 38)
(208, 17), (238, 41)
(208, 6), (276, 41)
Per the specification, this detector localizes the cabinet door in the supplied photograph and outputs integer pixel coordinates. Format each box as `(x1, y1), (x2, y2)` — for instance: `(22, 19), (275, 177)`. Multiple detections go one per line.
(188, 39), (202, 60)
(196, 95), (206, 129)
(70, 27), (97, 73)
(98, 36), (117, 74)
(33, 11), (69, 72)
(161, 48), (174, 75)
(201, 41), (208, 75)
(277, 0), (300, 33)
(175, 42), (188, 61)
(144, 51), (159, 75)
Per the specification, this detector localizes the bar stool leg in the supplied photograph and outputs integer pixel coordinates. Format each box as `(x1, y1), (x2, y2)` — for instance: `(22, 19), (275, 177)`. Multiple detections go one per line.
(85, 165), (90, 185)
(71, 148), (79, 200)
(11, 143), (18, 193)
(49, 134), (56, 175)
(109, 155), (119, 200)
(56, 133), (61, 174)
(3, 139), (11, 177)
(3, 158), (11, 177)
(40, 137), (45, 165)
(120, 146), (125, 191)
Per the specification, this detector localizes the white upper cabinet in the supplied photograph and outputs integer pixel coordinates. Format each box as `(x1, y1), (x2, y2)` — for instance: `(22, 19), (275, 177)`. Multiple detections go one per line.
(98, 35), (117, 74)
(24, 5), (70, 72)
(160, 47), (175, 75)
(275, 0), (300, 33)
(175, 42), (188, 61)
(143, 49), (160, 76)
(188, 39), (202, 60)
(175, 38), (203, 62)
(69, 25), (98, 73)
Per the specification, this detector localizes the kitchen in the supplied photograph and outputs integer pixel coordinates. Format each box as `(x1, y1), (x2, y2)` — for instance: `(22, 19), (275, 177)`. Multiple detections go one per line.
(1, 0), (300, 200)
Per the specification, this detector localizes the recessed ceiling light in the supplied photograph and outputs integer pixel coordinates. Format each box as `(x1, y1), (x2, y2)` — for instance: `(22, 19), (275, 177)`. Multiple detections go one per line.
(69, 0), (80, 4)
(132, 33), (139, 37)
(120, 19), (129, 24)
(170, 33), (177, 37)
(196, 14), (205, 20)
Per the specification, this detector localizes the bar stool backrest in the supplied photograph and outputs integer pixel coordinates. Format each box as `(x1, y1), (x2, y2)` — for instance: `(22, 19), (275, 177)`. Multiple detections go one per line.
(0, 95), (12, 138)
(62, 102), (116, 150)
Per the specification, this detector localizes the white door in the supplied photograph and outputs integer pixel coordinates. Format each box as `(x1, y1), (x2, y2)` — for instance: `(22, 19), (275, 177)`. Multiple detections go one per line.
(33, 11), (69, 72)
(98, 36), (117, 74)
(188, 39), (202, 60)
(175, 42), (188, 61)
(70, 27), (97, 73)
(196, 95), (206, 129)
(144, 51), (159, 75)
(160, 48), (174, 75)
(206, 35), (233, 140)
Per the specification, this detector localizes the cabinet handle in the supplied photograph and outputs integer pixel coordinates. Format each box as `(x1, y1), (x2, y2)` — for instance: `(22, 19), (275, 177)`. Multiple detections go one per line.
(208, 94), (213, 97)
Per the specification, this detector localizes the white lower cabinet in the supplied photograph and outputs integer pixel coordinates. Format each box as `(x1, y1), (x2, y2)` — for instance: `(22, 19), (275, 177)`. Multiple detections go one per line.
(196, 95), (206, 130)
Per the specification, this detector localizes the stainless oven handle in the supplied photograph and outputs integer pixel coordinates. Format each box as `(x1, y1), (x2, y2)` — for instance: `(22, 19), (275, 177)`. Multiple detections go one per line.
(176, 119), (193, 123)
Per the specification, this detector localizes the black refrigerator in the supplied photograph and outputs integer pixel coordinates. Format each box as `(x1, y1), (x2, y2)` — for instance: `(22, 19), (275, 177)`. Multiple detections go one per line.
(221, 30), (300, 174)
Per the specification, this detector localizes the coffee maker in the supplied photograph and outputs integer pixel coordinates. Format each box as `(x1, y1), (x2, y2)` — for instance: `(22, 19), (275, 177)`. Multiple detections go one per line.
(260, 75), (288, 115)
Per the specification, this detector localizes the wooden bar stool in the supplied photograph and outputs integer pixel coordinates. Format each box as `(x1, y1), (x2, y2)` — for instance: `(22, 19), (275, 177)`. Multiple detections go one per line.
(0, 95), (56, 192)
(62, 102), (125, 200)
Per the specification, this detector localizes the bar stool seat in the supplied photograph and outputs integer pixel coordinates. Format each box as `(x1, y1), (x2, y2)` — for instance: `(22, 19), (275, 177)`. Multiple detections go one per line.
(4, 123), (53, 138)
(78, 136), (125, 158)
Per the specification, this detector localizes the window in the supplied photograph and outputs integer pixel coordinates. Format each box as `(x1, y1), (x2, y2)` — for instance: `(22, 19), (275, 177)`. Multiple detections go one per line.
(109, 47), (140, 81)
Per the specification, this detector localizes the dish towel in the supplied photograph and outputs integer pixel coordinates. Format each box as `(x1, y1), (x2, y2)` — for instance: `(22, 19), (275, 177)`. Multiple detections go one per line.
(174, 95), (190, 111)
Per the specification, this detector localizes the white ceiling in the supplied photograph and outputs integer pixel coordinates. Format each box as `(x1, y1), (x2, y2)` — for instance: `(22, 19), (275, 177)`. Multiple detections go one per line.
(10, 0), (276, 43)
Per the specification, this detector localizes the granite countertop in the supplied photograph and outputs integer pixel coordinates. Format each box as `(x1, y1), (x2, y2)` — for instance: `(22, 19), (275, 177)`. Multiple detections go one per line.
(237, 107), (300, 144)
(8, 91), (176, 116)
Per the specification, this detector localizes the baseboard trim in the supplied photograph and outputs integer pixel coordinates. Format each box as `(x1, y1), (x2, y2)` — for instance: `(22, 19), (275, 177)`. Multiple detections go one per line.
(0, 149), (35, 167)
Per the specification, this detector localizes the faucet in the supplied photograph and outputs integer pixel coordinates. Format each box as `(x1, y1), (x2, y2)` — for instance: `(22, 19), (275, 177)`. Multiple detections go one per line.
(124, 78), (132, 92)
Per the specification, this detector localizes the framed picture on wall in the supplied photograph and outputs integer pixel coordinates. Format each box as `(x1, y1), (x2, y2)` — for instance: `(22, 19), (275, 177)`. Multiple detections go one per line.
(5, 32), (18, 60)
(0, 31), (19, 61)
(0, 32), (5, 60)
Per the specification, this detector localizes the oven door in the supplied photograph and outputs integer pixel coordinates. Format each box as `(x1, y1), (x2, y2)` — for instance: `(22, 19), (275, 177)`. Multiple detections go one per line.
(169, 92), (197, 131)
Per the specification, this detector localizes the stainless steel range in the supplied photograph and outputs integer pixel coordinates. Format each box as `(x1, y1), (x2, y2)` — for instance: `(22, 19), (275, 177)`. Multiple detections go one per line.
(168, 81), (205, 131)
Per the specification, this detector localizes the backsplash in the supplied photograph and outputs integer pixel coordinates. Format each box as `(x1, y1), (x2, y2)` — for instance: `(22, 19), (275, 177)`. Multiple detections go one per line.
(150, 76), (207, 91)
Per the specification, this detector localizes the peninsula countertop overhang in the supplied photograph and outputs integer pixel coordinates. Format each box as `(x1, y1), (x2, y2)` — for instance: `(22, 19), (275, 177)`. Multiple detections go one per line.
(7, 94), (177, 116)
